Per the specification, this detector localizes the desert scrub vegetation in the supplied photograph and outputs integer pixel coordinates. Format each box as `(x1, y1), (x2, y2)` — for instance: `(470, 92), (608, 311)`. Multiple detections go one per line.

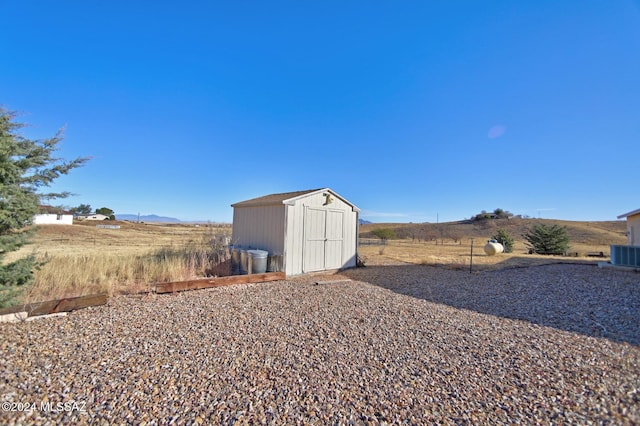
(1, 221), (232, 304)
(370, 228), (396, 242)
(20, 241), (230, 303)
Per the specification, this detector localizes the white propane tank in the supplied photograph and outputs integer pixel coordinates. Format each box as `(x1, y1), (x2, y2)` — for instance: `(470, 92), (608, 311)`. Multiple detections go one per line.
(484, 239), (504, 256)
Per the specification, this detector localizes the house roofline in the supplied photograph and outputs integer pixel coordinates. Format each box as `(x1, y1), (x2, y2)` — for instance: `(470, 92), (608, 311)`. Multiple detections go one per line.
(617, 208), (640, 219)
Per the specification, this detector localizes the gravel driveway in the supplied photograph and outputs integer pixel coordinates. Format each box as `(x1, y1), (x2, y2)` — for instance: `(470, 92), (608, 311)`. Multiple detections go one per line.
(1, 264), (638, 424)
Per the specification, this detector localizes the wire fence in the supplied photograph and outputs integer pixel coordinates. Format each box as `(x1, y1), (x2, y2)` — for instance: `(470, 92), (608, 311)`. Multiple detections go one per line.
(359, 238), (387, 246)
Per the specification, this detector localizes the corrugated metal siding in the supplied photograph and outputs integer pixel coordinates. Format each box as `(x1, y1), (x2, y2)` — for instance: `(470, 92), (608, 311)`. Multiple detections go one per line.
(611, 245), (640, 267)
(232, 205), (285, 254)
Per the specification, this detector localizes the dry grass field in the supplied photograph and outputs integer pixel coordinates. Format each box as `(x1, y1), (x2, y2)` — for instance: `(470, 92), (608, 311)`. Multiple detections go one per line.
(2, 218), (627, 304)
(4, 221), (232, 303)
(7, 220), (231, 257)
(359, 218), (627, 270)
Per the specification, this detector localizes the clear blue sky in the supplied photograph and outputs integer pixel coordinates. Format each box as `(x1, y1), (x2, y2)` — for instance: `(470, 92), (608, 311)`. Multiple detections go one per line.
(2, 1), (639, 223)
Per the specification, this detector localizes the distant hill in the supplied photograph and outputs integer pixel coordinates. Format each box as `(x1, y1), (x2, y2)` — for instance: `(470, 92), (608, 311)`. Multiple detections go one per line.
(116, 214), (181, 223)
(359, 219), (373, 224)
(359, 218), (627, 247)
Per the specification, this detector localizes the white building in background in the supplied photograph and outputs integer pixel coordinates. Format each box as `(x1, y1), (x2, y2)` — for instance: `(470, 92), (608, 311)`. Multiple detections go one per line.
(33, 213), (73, 225)
(231, 188), (360, 276)
(617, 208), (640, 246)
(609, 208), (640, 268)
(76, 214), (110, 221)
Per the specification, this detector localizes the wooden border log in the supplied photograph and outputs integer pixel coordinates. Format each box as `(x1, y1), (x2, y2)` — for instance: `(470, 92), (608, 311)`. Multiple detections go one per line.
(314, 279), (352, 285)
(51, 294), (109, 313)
(0, 300), (59, 316)
(155, 272), (286, 294)
(0, 294), (108, 318)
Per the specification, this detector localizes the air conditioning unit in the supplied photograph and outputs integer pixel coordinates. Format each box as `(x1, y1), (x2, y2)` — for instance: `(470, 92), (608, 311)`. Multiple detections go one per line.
(610, 245), (640, 268)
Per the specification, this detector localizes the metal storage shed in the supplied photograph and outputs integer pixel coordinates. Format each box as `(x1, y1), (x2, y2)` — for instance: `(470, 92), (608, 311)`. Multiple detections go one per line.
(231, 188), (360, 276)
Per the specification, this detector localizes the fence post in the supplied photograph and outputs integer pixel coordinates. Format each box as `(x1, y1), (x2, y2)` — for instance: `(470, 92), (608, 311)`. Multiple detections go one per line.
(470, 239), (474, 274)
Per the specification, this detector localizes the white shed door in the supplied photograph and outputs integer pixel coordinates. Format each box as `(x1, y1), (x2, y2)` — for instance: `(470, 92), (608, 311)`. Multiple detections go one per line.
(324, 210), (344, 269)
(303, 207), (344, 272)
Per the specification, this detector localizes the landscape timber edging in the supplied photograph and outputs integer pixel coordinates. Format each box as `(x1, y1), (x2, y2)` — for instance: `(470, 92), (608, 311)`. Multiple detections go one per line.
(154, 272), (286, 294)
(0, 294), (108, 319)
(0, 273), (287, 320)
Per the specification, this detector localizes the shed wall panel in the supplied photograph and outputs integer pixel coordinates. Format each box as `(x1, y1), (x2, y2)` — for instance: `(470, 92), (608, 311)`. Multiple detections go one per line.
(342, 209), (358, 268)
(284, 204), (304, 275)
(628, 214), (640, 246)
(232, 205), (285, 254)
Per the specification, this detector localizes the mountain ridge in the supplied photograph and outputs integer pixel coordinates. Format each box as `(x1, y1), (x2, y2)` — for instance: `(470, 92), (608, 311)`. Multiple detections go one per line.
(116, 214), (181, 223)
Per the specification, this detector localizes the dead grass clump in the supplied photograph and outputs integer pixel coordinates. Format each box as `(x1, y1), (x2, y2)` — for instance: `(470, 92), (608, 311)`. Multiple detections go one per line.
(359, 239), (608, 271)
(21, 243), (230, 303)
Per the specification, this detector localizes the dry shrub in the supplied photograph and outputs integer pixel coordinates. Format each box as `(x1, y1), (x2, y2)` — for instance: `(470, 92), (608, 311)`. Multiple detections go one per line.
(420, 255), (467, 270)
(21, 242), (230, 303)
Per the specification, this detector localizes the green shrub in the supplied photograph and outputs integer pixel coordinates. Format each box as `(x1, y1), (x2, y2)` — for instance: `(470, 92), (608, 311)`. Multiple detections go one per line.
(371, 228), (396, 242)
(523, 224), (570, 255)
(492, 229), (514, 253)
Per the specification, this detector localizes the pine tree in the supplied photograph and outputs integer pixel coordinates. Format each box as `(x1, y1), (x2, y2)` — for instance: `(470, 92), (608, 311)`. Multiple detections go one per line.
(523, 224), (570, 255)
(492, 228), (514, 253)
(0, 108), (88, 306)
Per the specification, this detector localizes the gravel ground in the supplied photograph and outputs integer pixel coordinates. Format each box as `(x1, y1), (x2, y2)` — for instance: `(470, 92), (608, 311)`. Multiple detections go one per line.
(1, 264), (639, 424)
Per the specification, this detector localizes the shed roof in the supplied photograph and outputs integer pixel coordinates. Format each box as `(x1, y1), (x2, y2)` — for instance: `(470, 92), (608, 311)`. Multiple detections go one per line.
(617, 208), (640, 219)
(231, 189), (323, 207)
(231, 188), (359, 211)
